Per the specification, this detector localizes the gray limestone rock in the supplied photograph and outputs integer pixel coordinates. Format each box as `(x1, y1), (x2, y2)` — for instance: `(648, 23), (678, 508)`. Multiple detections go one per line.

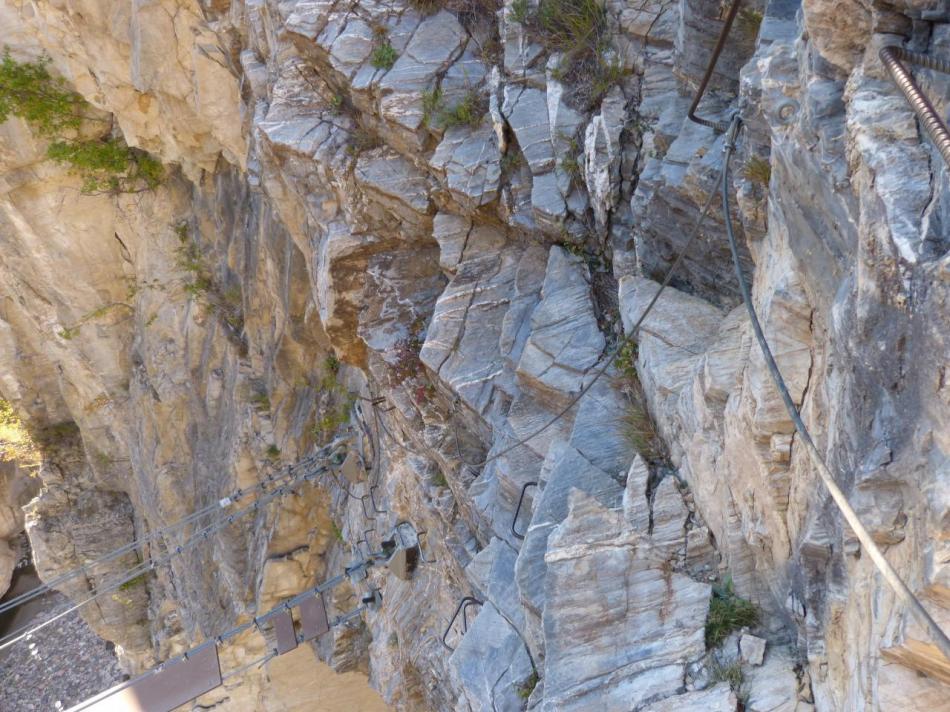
(430, 124), (502, 209)
(541, 490), (710, 710)
(517, 248), (605, 403)
(515, 443), (623, 618)
(448, 602), (535, 712)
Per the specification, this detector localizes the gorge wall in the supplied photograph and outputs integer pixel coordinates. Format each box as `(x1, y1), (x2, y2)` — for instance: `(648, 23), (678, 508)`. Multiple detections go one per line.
(0, 0), (948, 709)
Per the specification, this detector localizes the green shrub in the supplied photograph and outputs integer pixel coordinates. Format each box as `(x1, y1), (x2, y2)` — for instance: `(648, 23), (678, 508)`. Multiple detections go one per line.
(0, 50), (84, 136)
(706, 577), (759, 648)
(1, 51), (163, 194)
(371, 41), (398, 70)
(265, 444), (281, 459)
(47, 138), (163, 194)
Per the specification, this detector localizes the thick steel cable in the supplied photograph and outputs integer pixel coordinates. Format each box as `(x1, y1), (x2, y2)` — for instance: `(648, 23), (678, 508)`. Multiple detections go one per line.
(720, 123), (950, 662)
(66, 562), (377, 712)
(688, 0), (743, 131)
(0, 443), (340, 616)
(879, 45), (950, 169)
(464, 117), (741, 471)
(0, 461), (332, 652)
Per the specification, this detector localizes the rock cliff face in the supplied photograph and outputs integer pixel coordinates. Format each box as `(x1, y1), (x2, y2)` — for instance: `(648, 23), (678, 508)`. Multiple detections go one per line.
(0, 0), (948, 709)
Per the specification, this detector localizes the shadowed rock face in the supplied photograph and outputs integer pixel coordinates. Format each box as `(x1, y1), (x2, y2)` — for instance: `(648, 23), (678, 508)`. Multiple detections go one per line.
(0, 0), (947, 709)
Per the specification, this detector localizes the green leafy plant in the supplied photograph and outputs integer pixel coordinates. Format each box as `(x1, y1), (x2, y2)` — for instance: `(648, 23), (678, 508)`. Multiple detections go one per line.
(706, 577), (759, 648)
(265, 444), (281, 460)
(613, 340), (638, 381)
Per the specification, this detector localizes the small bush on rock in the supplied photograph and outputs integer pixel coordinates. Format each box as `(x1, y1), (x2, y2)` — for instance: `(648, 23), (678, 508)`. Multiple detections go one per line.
(706, 577), (759, 648)
(1, 50), (164, 194)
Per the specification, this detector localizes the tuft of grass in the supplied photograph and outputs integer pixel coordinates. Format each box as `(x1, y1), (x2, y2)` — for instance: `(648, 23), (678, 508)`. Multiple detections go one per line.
(560, 154), (582, 180)
(743, 154), (771, 187)
(535, 0), (606, 54)
(423, 88), (485, 130)
(347, 126), (381, 156)
(706, 577), (759, 648)
(432, 471), (448, 488)
(371, 40), (398, 71)
(500, 150), (523, 173)
(737, 7), (763, 43)
(265, 444), (281, 460)
(439, 91), (484, 129)
(250, 391), (271, 412)
(709, 659), (749, 706)
(330, 520), (345, 542)
(508, 0), (531, 24)
(410, 0), (442, 14)
(324, 353), (341, 375)
(589, 55), (627, 102)
(621, 401), (665, 462)
(517, 671), (539, 700)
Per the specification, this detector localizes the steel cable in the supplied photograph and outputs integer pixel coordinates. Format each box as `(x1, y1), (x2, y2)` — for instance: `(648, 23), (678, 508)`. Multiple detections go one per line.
(720, 121), (950, 662)
(879, 45), (950, 169)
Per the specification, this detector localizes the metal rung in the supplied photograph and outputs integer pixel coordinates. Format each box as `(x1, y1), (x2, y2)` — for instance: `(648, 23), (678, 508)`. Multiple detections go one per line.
(441, 597), (483, 652)
(511, 482), (538, 540)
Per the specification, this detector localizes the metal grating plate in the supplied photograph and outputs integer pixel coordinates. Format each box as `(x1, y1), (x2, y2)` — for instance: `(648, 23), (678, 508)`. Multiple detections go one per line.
(74, 644), (222, 712)
(300, 593), (329, 640)
(273, 609), (298, 655)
